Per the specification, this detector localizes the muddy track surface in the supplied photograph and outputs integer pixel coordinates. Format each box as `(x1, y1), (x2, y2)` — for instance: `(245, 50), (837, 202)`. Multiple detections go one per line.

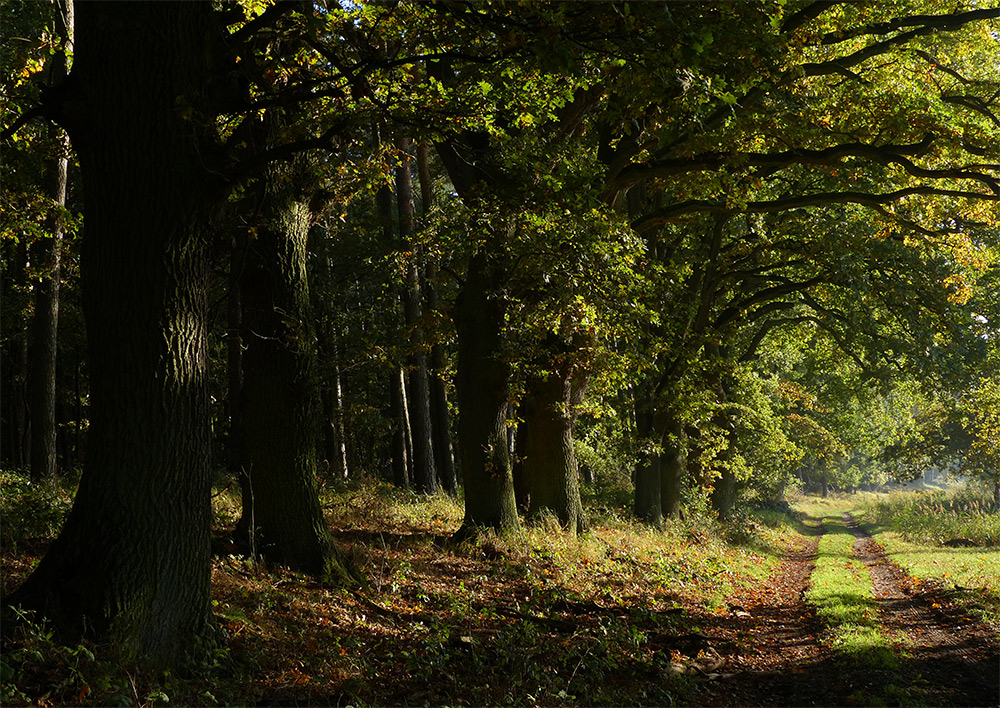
(691, 517), (1000, 708)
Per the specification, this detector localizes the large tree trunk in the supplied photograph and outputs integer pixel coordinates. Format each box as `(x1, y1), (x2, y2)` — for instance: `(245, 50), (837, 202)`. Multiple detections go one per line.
(521, 360), (587, 536)
(397, 136), (436, 494)
(634, 406), (665, 526)
(453, 252), (520, 536)
(237, 150), (360, 586)
(660, 415), (686, 520)
(8, 2), (228, 667)
(710, 468), (738, 518)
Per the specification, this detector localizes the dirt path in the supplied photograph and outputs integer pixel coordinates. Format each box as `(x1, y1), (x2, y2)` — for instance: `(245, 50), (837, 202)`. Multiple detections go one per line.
(692, 516), (1000, 707)
(844, 513), (999, 708)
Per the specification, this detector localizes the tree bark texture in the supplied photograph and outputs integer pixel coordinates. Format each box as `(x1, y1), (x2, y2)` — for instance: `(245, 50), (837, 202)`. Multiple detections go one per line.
(9, 2), (228, 667)
(633, 407), (665, 526)
(520, 362), (587, 536)
(453, 252), (520, 535)
(660, 416), (686, 520)
(237, 150), (360, 586)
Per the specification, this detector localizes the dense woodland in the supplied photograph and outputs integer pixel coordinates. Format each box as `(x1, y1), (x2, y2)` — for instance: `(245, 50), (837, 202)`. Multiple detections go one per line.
(2, 0), (999, 683)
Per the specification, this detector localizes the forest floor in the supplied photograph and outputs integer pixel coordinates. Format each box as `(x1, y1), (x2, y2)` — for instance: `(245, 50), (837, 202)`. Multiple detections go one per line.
(2, 484), (999, 707)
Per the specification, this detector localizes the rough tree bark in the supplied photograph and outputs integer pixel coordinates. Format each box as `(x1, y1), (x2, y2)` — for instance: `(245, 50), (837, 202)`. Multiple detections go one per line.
(452, 250), (520, 536)
(8, 2), (230, 667)
(435, 133), (521, 536)
(520, 333), (589, 535)
(660, 415), (686, 520)
(633, 406), (665, 527)
(237, 147), (361, 586)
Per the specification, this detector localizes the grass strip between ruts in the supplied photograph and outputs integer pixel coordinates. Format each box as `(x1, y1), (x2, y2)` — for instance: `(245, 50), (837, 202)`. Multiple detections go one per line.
(804, 513), (899, 669)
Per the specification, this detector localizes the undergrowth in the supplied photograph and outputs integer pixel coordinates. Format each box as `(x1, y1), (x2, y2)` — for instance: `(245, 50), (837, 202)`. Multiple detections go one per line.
(2, 471), (793, 707)
(856, 485), (1000, 547)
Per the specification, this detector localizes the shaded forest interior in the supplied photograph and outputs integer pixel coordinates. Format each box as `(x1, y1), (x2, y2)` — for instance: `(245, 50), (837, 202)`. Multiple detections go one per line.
(1, 1), (1000, 705)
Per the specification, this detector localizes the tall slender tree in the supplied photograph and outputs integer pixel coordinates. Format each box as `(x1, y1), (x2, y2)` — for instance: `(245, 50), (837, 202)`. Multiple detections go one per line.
(28, 0), (72, 481)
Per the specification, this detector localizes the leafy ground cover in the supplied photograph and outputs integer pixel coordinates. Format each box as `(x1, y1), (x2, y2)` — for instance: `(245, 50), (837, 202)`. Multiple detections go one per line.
(1, 473), (793, 707)
(3, 476), (997, 707)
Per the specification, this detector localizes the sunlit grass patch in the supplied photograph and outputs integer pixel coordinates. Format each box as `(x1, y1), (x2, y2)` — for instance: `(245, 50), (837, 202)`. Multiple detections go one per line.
(804, 514), (900, 669)
(321, 480), (464, 534)
(830, 624), (898, 669)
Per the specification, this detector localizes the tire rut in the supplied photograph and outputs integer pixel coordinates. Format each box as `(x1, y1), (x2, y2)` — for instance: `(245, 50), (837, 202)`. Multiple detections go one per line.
(693, 516), (1000, 707)
(843, 512), (999, 707)
(692, 533), (844, 707)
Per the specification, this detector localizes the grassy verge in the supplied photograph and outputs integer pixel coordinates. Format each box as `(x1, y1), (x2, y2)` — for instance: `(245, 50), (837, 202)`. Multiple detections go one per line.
(856, 487), (1000, 547)
(854, 488), (1000, 626)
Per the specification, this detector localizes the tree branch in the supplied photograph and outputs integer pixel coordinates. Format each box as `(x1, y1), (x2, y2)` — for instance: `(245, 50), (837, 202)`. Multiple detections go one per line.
(780, 1), (843, 35)
(634, 187), (1000, 232)
(802, 8), (1000, 79)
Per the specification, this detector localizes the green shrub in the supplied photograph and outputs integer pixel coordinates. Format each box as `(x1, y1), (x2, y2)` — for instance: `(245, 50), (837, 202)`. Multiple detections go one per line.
(0, 470), (73, 546)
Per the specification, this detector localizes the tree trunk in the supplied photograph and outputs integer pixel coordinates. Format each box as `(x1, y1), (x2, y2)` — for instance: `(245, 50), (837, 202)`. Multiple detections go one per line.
(512, 420), (530, 513)
(374, 144), (412, 487)
(8, 2), (228, 667)
(634, 407), (665, 526)
(7, 241), (31, 469)
(453, 252), (520, 536)
(319, 331), (349, 480)
(397, 136), (436, 494)
(710, 469), (738, 519)
(29, 116), (69, 480)
(389, 367), (412, 487)
(28, 0), (72, 481)
(660, 416), (686, 519)
(228, 232), (245, 482)
(237, 150), (361, 586)
(416, 141), (457, 494)
(521, 362), (587, 536)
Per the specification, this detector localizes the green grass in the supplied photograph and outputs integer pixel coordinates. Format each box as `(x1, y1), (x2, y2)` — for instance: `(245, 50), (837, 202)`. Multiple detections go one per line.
(856, 486), (1000, 547)
(800, 509), (899, 668)
(874, 532), (1000, 625)
(854, 486), (1000, 624)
